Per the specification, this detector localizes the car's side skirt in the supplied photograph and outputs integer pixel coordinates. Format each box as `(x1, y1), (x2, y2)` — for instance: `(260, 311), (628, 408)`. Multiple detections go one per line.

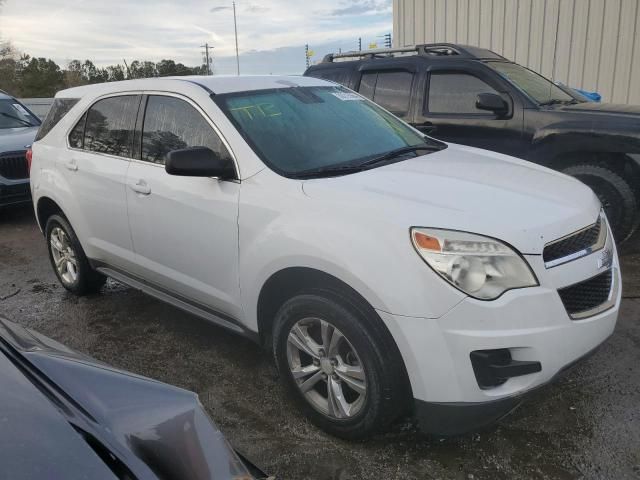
(92, 263), (259, 343)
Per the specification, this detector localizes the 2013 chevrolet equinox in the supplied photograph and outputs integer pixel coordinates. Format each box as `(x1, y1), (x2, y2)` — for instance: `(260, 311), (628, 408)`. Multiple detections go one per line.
(30, 76), (621, 439)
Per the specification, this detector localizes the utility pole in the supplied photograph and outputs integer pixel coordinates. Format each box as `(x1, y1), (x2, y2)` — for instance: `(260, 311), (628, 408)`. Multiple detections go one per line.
(384, 33), (392, 48)
(358, 37), (362, 51)
(200, 43), (212, 75)
(233, 1), (240, 75)
(305, 44), (310, 68)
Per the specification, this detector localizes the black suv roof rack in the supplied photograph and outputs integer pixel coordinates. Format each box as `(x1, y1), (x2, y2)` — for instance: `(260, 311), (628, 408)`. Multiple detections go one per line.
(321, 43), (505, 63)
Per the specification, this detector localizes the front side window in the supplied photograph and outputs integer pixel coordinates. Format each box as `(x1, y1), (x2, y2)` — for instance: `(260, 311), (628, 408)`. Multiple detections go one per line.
(1, 98), (41, 131)
(141, 95), (230, 165)
(487, 61), (577, 105)
(84, 95), (139, 157)
(428, 73), (499, 114)
(217, 86), (439, 177)
(357, 71), (413, 116)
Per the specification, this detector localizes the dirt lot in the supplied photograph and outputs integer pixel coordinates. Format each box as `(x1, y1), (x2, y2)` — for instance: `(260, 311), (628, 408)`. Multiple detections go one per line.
(1, 205), (639, 480)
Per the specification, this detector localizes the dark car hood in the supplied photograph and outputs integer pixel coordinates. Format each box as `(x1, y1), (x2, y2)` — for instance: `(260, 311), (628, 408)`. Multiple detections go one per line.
(560, 102), (640, 117)
(0, 352), (118, 480)
(0, 317), (256, 480)
(0, 126), (38, 152)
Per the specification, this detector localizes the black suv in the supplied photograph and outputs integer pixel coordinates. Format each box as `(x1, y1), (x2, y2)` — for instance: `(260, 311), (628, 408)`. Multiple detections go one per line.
(304, 43), (640, 243)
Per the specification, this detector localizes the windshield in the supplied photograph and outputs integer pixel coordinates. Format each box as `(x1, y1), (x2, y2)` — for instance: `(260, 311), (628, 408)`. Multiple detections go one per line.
(0, 99), (40, 129)
(487, 61), (578, 105)
(216, 86), (439, 177)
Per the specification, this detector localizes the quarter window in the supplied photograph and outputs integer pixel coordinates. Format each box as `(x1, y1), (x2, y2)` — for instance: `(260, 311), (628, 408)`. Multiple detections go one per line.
(356, 71), (413, 116)
(141, 95), (230, 165)
(68, 112), (87, 149)
(428, 73), (499, 114)
(83, 95), (139, 157)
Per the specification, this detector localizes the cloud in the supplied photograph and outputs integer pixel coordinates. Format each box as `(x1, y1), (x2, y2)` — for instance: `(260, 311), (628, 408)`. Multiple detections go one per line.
(330, 0), (391, 16)
(0, 0), (391, 74)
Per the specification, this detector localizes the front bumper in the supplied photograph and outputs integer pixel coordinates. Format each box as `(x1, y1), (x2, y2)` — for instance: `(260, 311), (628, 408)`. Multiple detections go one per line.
(378, 228), (621, 435)
(0, 178), (31, 207)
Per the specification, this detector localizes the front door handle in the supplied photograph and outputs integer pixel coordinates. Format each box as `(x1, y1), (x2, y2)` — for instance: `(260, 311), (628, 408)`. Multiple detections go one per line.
(414, 121), (437, 135)
(129, 179), (151, 195)
(64, 160), (78, 171)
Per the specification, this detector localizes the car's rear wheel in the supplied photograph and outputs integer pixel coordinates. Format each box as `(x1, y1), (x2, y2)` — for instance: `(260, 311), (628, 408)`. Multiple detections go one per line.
(562, 163), (638, 243)
(46, 215), (106, 295)
(273, 292), (407, 439)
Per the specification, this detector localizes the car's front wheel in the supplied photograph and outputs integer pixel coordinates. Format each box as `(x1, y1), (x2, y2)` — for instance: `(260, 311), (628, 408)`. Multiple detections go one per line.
(45, 214), (106, 295)
(273, 292), (407, 439)
(562, 163), (639, 243)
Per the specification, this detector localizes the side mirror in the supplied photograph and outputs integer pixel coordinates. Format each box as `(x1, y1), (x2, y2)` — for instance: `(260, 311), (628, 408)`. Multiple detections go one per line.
(165, 147), (235, 179)
(475, 93), (508, 116)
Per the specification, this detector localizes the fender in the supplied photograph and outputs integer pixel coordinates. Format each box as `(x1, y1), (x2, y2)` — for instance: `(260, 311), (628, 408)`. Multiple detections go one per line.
(526, 118), (640, 166)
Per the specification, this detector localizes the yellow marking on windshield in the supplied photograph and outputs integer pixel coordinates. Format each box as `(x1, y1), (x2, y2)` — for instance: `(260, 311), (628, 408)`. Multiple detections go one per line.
(230, 102), (282, 120)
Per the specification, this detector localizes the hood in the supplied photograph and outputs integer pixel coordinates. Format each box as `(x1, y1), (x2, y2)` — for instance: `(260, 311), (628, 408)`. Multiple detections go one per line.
(0, 317), (258, 480)
(0, 126), (39, 153)
(302, 144), (601, 254)
(559, 102), (640, 117)
(0, 352), (118, 480)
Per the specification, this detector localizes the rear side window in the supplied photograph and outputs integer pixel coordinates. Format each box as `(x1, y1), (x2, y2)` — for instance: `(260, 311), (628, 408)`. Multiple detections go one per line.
(428, 73), (499, 114)
(308, 69), (351, 87)
(84, 95), (139, 158)
(68, 112), (87, 149)
(35, 98), (78, 141)
(141, 95), (230, 165)
(356, 71), (413, 117)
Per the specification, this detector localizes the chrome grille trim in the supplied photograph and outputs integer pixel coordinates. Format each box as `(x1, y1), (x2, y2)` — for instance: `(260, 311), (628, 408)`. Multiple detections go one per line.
(544, 211), (607, 269)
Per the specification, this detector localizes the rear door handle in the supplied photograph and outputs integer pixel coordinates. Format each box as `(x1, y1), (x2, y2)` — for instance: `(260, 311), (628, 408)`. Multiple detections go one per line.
(64, 160), (78, 171)
(129, 179), (151, 195)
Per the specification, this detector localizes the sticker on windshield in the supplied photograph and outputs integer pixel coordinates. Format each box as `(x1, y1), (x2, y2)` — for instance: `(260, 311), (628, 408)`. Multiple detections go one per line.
(12, 103), (30, 116)
(331, 92), (363, 101)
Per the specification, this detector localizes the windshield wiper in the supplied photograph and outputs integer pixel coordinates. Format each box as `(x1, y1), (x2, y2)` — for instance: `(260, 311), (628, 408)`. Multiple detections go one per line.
(539, 98), (579, 106)
(357, 144), (444, 168)
(292, 144), (445, 179)
(0, 112), (35, 127)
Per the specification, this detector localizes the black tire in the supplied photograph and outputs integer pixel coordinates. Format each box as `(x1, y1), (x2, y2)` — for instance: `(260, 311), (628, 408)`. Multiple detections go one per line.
(272, 291), (408, 439)
(562, 163), (639, 243)
(45, 214), (106, 295)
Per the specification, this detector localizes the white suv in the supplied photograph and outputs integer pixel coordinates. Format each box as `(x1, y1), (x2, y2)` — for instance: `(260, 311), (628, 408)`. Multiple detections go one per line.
(30, 76), (621, 439)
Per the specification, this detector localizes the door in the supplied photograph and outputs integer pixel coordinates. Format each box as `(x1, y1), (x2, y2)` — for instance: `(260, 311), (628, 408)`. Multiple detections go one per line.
(356, 69), (415, 121)
(417, 69), (525, 156)
(64, 94), (140, 269)
(125, 94), (241, 317)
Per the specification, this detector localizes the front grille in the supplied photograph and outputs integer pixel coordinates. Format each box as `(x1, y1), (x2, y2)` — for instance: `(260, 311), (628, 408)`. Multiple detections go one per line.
(558, 269), (613, 318)
(543, 221), (601, 264)
(0, 151), (29, 180)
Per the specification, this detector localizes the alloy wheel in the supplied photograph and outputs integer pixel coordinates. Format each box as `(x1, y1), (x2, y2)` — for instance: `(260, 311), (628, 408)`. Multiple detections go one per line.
(49, 227), (78, 286)
(286, 317), (367, 419)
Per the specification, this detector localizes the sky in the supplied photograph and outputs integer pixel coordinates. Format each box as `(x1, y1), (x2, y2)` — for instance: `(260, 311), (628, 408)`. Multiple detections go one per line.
(0, 0), (392, 75)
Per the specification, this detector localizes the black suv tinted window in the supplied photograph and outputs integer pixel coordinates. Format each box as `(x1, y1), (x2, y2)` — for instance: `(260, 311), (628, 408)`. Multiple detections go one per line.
(310, 69), (351, 87)
(34, 98), (72, 141)
(84, 95), (139, 157)
(141, 95), (230, 165)
(428, 73), (498, 114)
(357, 71), (413, 117)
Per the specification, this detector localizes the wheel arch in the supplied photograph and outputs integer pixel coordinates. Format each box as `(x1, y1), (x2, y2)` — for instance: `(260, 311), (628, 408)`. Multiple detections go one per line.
(257, 266), (414, 405)
(36, 196), (65, 233)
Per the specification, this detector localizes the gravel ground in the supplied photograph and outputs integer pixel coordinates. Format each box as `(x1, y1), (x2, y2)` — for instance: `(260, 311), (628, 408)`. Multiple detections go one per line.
(1, 205), (639, 480)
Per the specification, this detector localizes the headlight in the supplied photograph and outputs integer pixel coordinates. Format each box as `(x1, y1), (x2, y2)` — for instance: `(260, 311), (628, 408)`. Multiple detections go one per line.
(411, 228), (538, 300)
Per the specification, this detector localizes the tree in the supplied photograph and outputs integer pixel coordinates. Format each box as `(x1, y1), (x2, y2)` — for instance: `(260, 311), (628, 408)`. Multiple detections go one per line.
(19, 56), (64, 97)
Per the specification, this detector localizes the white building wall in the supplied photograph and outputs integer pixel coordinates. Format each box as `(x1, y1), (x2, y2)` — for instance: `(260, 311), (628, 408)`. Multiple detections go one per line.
(393, 0), (640, 104)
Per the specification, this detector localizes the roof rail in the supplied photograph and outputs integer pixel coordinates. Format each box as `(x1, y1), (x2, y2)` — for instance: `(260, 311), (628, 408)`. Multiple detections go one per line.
(320, 43), (504, 63)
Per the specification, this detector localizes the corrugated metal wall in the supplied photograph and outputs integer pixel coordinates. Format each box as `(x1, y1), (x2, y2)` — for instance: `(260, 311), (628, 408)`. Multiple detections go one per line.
(393, 0), (640, 104)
